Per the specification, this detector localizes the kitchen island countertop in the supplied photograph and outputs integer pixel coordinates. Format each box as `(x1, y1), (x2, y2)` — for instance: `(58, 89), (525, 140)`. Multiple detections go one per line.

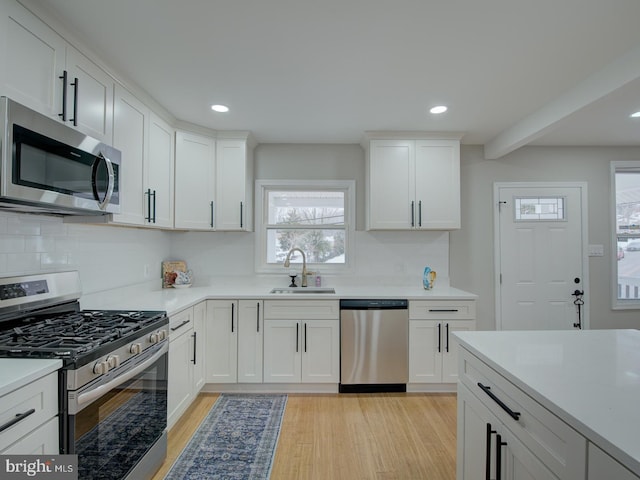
(455, 329), (640, 477)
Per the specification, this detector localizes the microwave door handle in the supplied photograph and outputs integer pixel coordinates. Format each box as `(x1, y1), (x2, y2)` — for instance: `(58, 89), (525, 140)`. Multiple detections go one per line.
(91, 153), (115, 210)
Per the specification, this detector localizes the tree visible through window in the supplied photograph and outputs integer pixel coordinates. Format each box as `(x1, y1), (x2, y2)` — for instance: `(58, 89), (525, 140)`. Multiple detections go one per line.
(266, 190), (346, 264)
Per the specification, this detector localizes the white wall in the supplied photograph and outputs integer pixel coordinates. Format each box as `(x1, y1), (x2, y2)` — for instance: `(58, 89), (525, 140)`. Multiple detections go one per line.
(452, 145), (640, 331)
(171, 144), (451, 286)
(0, 211), (170, 294)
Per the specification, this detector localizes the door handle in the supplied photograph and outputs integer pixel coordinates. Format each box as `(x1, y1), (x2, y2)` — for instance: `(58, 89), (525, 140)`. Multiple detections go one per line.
(59, 70), (68, 121)
(191, 331), (197, 364)
(418, 200), (422, 227)
(478, 383), (521, 420)
(231, 303), (235, 333)
(240, 201), (244, 228)
(256, 302), (260, 333)
(411, 201), (415, 227)
(445, 323), (449, 352)
(296, 322), (299, 352)
(485, 423), (496, 480)
(437, 323), (441, 353)
(70, 77), (79, 126)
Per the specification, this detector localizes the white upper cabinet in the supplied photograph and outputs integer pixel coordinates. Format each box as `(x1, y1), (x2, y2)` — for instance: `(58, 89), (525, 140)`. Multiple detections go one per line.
(112, 85), (147, 226)
(112, 87), (174, 228)
(365, 134), (462, 230)
(174, 131), (216, 230)
(216, 138), (253, 231)
(147, 113), (174, 228)
(0, 0), (114, 142)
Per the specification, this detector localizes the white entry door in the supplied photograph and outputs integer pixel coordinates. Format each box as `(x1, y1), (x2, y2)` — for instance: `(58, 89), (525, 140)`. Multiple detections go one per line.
(495, 183), (588, 330)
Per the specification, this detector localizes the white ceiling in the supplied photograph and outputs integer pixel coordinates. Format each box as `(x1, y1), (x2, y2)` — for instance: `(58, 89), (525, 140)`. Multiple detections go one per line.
(24, 0), (640, 157)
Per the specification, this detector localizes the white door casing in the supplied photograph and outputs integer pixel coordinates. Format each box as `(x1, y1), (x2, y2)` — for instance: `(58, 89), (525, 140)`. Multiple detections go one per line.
(494, 182), (589, 330)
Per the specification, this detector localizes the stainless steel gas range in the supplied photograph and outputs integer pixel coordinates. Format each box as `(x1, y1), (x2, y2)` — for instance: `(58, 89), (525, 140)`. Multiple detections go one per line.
(0, 271), (169, 480)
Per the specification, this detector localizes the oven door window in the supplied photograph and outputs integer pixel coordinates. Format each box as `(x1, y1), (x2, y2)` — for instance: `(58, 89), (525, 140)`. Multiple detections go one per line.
(71, 352), (167, 479)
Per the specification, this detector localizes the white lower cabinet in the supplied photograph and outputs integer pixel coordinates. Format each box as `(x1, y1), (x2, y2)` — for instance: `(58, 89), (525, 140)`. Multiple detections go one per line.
(458, 383), (558, 480)
(205, 300), (238, 383)
(237, 300), (263, 383)
(588, 443), (640, 480)
(457, 347), (586, 480)
(263, 300), (339, 384)
(409, 300), (476, 384)
(0, 371), (59, 454)
(167, 303), (205, 429)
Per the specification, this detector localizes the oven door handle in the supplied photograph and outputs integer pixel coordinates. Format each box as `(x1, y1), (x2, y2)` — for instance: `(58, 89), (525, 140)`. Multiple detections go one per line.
(75, 343), (168, 410)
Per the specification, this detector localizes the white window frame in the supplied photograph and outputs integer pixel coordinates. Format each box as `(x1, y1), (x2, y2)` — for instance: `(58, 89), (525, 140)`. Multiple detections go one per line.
(611, 161), (640, 309)
(254, 179), (355, 274)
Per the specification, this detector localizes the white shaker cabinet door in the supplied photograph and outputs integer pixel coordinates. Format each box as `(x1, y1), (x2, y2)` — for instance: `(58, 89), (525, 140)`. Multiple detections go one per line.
(0, 0), (66, 119)
(237, 300), (263, 383)
(301, 319), (339, 383)
(205, 300), (238, 383)
(216, 139), (251, 231)
(414, 139), (460, 229)
(263, 319), (301, 383)
(112, 85), (147, 226)
(367, 139), (415, 229)
(147, 114), (174, 228)
(175, 131), (216, 230)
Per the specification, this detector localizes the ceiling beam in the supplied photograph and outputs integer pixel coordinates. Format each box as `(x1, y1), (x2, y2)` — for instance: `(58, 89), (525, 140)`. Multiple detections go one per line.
(484, 44), (640, 160)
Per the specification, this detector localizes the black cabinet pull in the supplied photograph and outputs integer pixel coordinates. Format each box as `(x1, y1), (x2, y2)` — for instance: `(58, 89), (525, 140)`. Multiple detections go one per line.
(304, 323), (307, 353)
(445, 323), (450, 353)
(428, 309), (459, 313)
(240, 201), (244, 228)
(437, 323), (441, 353)
(496, 434), (507, 480)
(210, 201), (214, 228)
(256, 302), (260, 333)
(296, 323), (299, 353)
(171, 320), (190, 332)
(418, 200), (422, 227)
(59, 70), (68, 121)
(485, 423), (496, 480)
(145, 188), (152, 222)
(0, 408), (36, 433)
(478, 383), (521, 420)
(192, 331), (197, 364)
(70, 77), (79, 126)
(231, 303), (235, 333)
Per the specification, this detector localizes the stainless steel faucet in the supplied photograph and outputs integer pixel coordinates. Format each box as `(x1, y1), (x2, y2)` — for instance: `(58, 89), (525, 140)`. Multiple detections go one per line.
(284, 247), (308, 287)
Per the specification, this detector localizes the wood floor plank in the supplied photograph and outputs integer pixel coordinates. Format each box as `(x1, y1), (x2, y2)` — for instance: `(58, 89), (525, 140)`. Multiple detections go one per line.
(152, 392), (457, 480)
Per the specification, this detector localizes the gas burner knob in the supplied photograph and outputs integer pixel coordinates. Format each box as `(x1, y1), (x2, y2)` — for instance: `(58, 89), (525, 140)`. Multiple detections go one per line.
(158, 330), (167, 341)
(93, 360), (109, 375)
(130, 343), (142, 355)
(106, 355), (120, 369)
(149, 332), (159, 344)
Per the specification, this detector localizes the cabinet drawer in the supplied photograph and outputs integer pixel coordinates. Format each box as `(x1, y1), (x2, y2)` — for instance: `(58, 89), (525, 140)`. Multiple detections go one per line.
(264, 300), (339, 320)
(169, 307), (194, 339)
(0, 372), (58, 452)
(459, 349), (586, 480)
(409, 300), (475, 319)
(1, 417), (58, 454)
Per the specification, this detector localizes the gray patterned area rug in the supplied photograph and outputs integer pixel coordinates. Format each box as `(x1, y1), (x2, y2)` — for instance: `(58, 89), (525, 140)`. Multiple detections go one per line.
(165, 393), (287, 480)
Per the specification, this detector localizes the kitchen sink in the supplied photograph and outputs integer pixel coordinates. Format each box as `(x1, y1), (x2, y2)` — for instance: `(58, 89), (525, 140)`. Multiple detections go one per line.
(269, 287), (336, 294)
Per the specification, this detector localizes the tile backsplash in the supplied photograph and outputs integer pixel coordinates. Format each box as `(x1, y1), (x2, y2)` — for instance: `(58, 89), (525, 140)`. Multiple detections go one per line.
(0, 212), (171, 294)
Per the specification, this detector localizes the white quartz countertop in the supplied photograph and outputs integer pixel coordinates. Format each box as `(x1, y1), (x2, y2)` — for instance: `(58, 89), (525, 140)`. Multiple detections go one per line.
(0, 359), (62, 397)
(454, 329), (640, 476)
(81, 279), (476, 316)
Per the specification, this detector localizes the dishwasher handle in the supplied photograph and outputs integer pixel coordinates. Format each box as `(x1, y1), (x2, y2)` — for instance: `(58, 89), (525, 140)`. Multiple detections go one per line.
(340, 299), (408, 310)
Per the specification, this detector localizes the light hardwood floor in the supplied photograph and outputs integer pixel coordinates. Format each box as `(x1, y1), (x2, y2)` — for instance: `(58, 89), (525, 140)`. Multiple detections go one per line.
(152, 392), (457, 480)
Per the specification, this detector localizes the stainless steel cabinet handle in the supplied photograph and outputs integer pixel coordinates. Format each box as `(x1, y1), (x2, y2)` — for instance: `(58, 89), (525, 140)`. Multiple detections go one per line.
(0, 408), (36, 433)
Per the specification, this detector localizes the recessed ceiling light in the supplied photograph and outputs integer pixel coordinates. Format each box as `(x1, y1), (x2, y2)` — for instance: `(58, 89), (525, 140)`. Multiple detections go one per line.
(211, 104), (229, 113)
(430, 105), (448, 114)
(631, 111), (640, 118)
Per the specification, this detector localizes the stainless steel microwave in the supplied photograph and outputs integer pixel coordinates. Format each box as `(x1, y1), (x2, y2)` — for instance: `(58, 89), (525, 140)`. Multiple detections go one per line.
(0, 97), (120, 215)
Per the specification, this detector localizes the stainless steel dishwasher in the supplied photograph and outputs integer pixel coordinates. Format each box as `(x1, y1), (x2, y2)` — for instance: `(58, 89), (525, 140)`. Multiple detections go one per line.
(339, 299), (408, 393)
